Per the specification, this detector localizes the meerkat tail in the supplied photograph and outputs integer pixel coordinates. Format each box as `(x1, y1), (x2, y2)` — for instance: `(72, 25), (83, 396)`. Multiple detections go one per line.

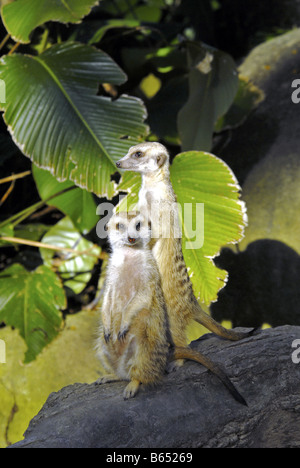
(172, 347), (248, 407)
(192, 304), (255, 341)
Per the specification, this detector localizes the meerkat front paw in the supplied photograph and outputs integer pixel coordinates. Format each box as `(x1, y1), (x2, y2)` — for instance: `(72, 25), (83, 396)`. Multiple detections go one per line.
(103, 329), (111, 343)
(123, 379), (140, 399)
(118, 326), (129, 341)
(94, 374), (119, 385)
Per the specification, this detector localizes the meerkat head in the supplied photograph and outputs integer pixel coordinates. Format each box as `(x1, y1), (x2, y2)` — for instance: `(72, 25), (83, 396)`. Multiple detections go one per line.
(107, 211), (151, 249)
(116, 142), (169, 174)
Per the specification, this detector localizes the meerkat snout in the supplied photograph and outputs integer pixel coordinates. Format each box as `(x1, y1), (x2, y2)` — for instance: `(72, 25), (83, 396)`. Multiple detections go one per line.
(116, 161), (121, 168)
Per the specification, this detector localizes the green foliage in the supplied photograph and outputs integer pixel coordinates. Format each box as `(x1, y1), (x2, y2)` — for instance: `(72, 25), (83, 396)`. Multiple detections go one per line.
(0, 42), (148, 198)
(0, 0), (254, 362)
(170, 152), (246, 305)
(215, 76), (265, 132)
(178, 43), (239, 151)
(0, 264), (65, 363)
(40, 216), (101, 295)
(1, 0), (100, 43)
(32, 166), (99, 234)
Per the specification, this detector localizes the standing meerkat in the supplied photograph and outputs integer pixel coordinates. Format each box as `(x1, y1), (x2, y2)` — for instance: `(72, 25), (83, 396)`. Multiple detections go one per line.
(116, 142), (253, 357)
(95, 211), (247, 405)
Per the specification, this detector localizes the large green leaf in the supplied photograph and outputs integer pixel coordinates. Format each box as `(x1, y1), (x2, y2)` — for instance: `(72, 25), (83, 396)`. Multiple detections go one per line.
(116, 150), (247, 305)
(40, 216), (101, 294)
(178, 42), (239, 152)
(170, 151), (247, 305)
(32, 165), (98, 234)
(0, 264), (66, 363)
(0, 42), (148, 198)
(116, 171), (141, 212)
(1, 0), (100, 43)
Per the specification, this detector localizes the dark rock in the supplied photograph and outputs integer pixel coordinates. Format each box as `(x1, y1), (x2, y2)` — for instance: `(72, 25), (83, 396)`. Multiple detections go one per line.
(10, 326), (300, 448)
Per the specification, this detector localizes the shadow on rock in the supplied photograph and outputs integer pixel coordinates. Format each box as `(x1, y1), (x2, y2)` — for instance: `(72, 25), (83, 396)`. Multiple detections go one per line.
(211, 239), (300, 328)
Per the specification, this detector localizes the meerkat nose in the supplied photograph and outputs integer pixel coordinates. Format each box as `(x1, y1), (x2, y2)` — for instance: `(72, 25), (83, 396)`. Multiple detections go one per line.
(128, 237), (136, 244)
(116, 161), (121, 168)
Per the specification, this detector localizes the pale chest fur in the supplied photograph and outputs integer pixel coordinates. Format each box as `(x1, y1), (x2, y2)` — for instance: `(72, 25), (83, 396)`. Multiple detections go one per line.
(139, 180), (179, 241)
(107, 249), (149, 311)
(139, 178), (175, 209)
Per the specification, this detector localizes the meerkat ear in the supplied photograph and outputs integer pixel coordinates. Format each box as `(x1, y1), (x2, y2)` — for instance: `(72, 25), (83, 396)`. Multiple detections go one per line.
(156, 153), (167, 168)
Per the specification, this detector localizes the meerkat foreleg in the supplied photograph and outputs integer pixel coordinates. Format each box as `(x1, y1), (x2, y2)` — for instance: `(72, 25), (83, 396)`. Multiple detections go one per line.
(101, 288), (113, 342)
(118, 292), (152, 340)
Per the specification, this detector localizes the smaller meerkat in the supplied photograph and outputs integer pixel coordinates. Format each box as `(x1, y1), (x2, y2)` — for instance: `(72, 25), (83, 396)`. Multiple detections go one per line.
(116, 142), (253, 357)
(95, 211), (169, 399)
(95, 212), (247, 405)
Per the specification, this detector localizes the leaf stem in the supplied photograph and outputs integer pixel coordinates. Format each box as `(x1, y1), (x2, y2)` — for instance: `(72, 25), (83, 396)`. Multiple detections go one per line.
(0, 33), (10, 52)
(0, 180), (15, 206)
(0, 170), (31, 185)
(0, 236), (77, 252)
(0, 236), (100, 259)
(39, 28), (49, 54)
(0, 185), (76, 229)
(8, 41), (21, 55)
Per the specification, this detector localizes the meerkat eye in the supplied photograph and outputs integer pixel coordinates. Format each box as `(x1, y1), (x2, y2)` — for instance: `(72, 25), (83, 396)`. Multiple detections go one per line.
(134, 151), (143, 158)
(116, 223), (125, 231)
(136, 222), (141, 231)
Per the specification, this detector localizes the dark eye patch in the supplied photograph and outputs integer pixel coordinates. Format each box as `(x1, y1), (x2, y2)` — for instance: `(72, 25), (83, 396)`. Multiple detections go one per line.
(116, 223), (125, 231)
(134, 151), (143, 158)
(136, 222), (141, 231)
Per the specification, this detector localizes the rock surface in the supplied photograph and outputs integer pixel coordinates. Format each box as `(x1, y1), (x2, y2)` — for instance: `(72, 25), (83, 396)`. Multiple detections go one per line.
(10, 326), (300, 448)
